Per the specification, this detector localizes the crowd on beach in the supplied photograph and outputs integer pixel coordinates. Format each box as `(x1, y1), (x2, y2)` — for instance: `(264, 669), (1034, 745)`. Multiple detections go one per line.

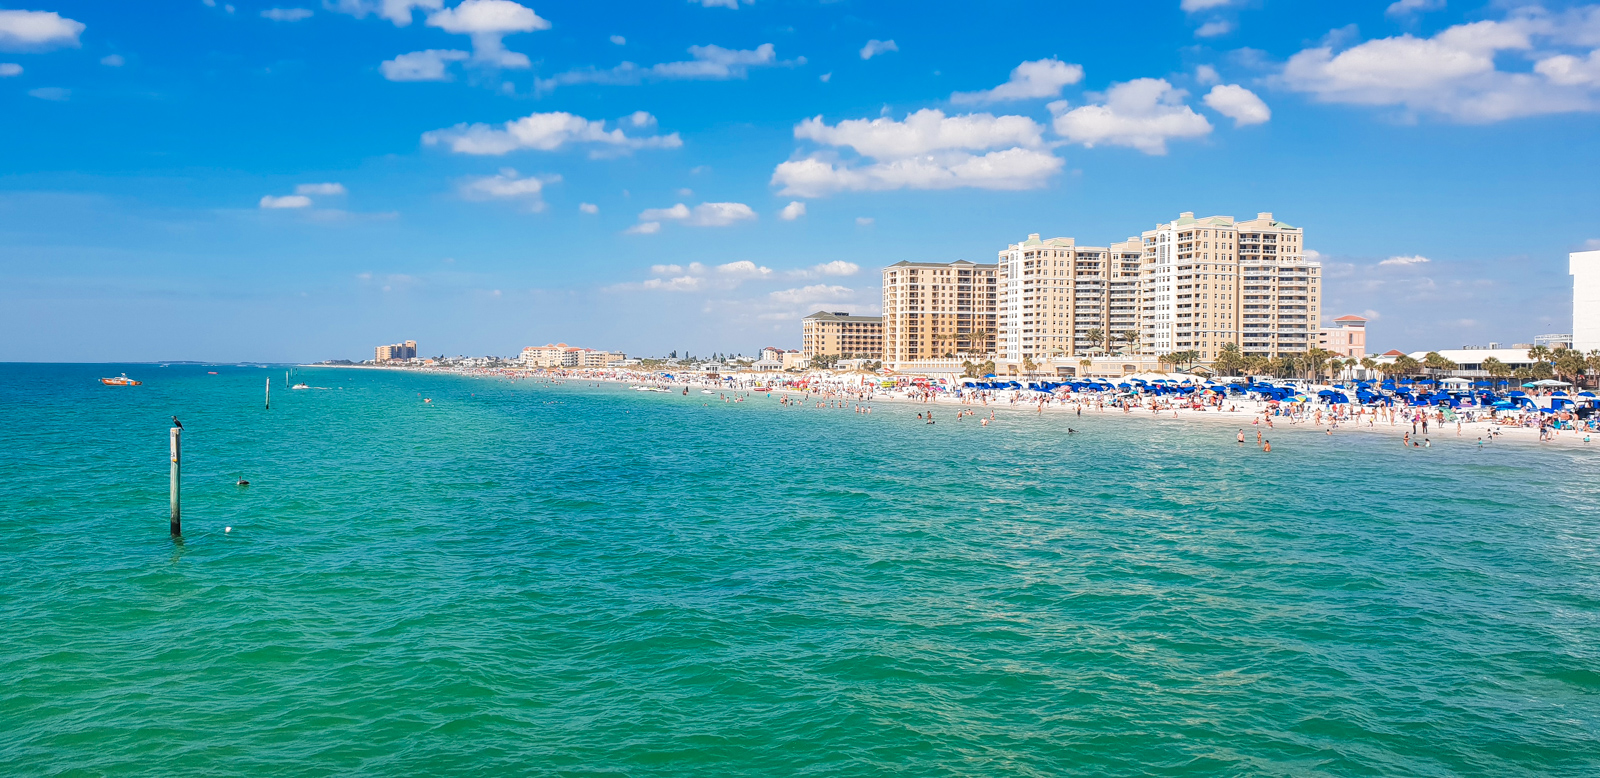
(353, 362), (1597, 449)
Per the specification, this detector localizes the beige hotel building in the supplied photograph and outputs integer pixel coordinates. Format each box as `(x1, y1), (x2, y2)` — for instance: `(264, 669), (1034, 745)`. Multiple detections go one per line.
(1140, 212), (1319, 360)
(996, 234), (1145, 363)
(881, 260), (999, 364)
(801, 311), (885, 359)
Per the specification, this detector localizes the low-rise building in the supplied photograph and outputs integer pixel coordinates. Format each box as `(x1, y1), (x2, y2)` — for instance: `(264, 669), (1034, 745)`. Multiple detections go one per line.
(781, 350), (809, 370)
(802, 311), (885, 360)
(1319, 315), (1368, 358)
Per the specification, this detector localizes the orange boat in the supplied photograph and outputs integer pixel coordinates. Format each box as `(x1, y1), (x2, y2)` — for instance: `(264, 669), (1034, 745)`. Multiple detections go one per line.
(101, 374), (142, 386)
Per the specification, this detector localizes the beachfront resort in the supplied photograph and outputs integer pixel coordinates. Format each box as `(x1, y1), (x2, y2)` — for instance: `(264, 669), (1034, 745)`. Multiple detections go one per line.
(350, 215), (1600, 442)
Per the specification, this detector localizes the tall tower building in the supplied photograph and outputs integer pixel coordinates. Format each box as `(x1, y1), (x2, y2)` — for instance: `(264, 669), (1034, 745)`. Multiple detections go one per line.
(881, 260), (998, 366)
(1140, 212), (1318, 360)
(1573, 250), (1600, 353)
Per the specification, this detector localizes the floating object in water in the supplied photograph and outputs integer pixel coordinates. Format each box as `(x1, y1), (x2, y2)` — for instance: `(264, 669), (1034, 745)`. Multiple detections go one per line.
(225, 527), (232, 533)
(207, 371), (218, 375)
(100, 373), (142, 386)
(291, 383), (310, 390)
(237, 479), (250, 486)
(424, 398), (432, 403)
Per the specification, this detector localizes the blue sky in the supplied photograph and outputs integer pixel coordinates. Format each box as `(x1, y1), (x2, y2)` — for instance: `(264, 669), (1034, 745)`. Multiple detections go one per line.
(3, 0), (1599, 362)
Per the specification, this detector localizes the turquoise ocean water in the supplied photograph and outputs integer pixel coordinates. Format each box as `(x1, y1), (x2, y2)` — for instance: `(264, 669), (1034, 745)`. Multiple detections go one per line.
(2, 363), (1599, 776)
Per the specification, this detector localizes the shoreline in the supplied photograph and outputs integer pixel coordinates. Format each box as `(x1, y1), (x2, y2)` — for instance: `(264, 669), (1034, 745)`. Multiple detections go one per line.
(305, 363), (1596, 450)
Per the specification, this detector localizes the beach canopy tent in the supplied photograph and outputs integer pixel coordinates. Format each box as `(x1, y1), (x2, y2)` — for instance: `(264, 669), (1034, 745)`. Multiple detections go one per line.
(1529, 379), (1571, 387)
(1440, 377), (1472, 386)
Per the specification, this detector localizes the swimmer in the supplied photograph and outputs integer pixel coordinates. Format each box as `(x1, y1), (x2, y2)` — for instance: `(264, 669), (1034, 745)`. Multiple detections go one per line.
(1262, 439), (1271, 453)
(1237, 429), (1245, 444)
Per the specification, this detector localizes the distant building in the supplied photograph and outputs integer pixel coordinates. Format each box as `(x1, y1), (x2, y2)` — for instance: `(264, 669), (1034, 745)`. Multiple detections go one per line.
(802, 311), (884, 360)
(1534, 333), (1572, 349)
(1319, 315), (1368, 358)
(781, 350), (808, 370)
(520, 343), (624, 368)
(1574, 250), (1600, 352)
(759, 346), (785, 362)
(375, 340), (417, 362)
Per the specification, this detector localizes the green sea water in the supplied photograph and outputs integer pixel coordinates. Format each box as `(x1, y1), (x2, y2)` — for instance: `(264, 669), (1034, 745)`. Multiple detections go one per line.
(3, 363), (1599, 776)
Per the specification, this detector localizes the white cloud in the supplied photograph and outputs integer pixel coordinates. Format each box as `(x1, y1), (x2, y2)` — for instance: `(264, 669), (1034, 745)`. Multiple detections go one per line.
(100, 54), (124, 67)
(0, 10), (84, 51)
(859, 39), (897, 60)
(625, 221), (662, 235)
(1203, 84), (1270, 126)
(579, 202), (599, 214)
(950, 58), (1084, 104)
(770, 284), (854, 305)
(0, 63), (20, 77)
(295, 182), (347, 196)
(716, 260), (772, 278)
(460, 168), (557, 211)
(1195, 65), (1220, 85)
(0, 9), (83, 52)
(1380, 255), (1430, 266)
(789, 260), (859, 279)
(640, 274), (701, 290)
(534, 43), (785, 92)
(27, 86), (68, 101)
(381, 49), (470, 81)
(1280, 11), (1600, 122)
(325, 0), (443, 27)
(426, 0), (549, 68)
(855, 216), (874, 226)
(422, 110), (683, 156)
(261, 194), (313, 209)
(638, 201), (757, 227)
(772, 109), (1062, 196)
(779, 201), (806, 220)
(1051, 78), (1212, 154)
(1386, 0), (1445, 18)
(609, 34), (625, 45)
(1181, 0), (1236, 10)
(1195, 20), (1233, 38)
(262, 8), (314, 22)
(1537, 50), (1600, 87)
(694, 0), (751, 7)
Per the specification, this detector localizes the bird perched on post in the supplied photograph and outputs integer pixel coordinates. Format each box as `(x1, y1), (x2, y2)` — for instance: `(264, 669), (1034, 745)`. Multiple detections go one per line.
(171, 415), (183, 429)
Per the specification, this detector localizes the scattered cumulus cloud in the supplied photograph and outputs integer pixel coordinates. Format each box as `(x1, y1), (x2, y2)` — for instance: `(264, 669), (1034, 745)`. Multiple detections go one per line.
(579, 202), (599, 214)
(534, 43), (788, 92)
(779, 201), (806, 220)
(426, 0), (550, 68)
(325, 0), (442, 27)
(1279, 8), (1600, 122)
(771, 109), (1062, 196)
(295, 182), (346, 195)
(950, 58), (1084, 104)
(609, 34), (625, 45)
(769, 284), (854, 305)
(1386, 0), (1445, 18)
(1203, 84), (1271, 125)
(625, 221), (662, 235)
(262, 8), (314, 21)
(636, 201), (757, 228)
(27, 86), (68, 101)
(260, 194), (313, 209)
(855, 216), (874, 226)
(789, 261), (859, 279)
(1051, 78), (1211, 154)
(100, 54), (124, 66)
(422, 110), (683, 157)
(716, 260), (773, 278)
(859, 39), (897, 60)
(381, 49), (469, 81)
(820, 71), (831, 82)
(694, 0), (752, 7)
(0, 63), (20, 77)
(460, 168), (558, 211)
(1180, 0), (1237, 11)
(0, 9), (85, 51)
(1195, 20), (1233, 38)
(1380, 254), (1431, 266)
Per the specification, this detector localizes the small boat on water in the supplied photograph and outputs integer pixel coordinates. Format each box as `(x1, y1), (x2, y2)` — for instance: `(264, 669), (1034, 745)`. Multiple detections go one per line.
(100, 374), (141, 386)
(631, 385), (669, 393)
(701, 389), (716, 395)
(291, 383), (310, 390)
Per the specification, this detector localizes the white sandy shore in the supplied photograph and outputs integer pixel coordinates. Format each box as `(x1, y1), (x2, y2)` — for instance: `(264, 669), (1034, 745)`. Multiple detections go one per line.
(310, 363), (1597, 450)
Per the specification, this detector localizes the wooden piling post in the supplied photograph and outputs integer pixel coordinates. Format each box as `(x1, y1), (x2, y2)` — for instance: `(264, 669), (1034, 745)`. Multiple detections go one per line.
(266, 377), (271, 410)
(170, 426), (181, 536)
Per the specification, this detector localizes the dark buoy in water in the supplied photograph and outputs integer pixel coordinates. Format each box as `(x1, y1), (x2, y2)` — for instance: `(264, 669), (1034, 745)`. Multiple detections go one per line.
(237, 479), (250, 486)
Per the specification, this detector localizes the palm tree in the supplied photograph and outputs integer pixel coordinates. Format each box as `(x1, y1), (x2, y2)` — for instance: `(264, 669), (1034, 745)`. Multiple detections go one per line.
(1084, 328), (1104, 356)
(1554, 347), (1588, 388)
(1213, 342), (1245, 376)
(1528, 345), (1554, 365)
(1079, 357), (1093, 377)
(1422, 351), (1458, 377)
(1359, 356), (1378, 379)
(1392, 354), (1421, 382)
(1021, 355), (1038, 376)
(1482, 356), (1511, 385)
(1118, 330), (1140, 355)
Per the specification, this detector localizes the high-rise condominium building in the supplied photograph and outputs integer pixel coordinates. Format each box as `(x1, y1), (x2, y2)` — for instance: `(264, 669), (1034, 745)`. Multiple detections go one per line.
(881, 260), (999, 365)
(996, 234), (1145, 362)
(801, 311), (884, 359)
(1573, 250), (1600, 353)
(1140, 212), (1319, 360)
(375, 340), (417, 362)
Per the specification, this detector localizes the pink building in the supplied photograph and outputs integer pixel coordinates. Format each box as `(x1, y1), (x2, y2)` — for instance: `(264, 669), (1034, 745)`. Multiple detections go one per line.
(1319, 315), (1367, 358)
